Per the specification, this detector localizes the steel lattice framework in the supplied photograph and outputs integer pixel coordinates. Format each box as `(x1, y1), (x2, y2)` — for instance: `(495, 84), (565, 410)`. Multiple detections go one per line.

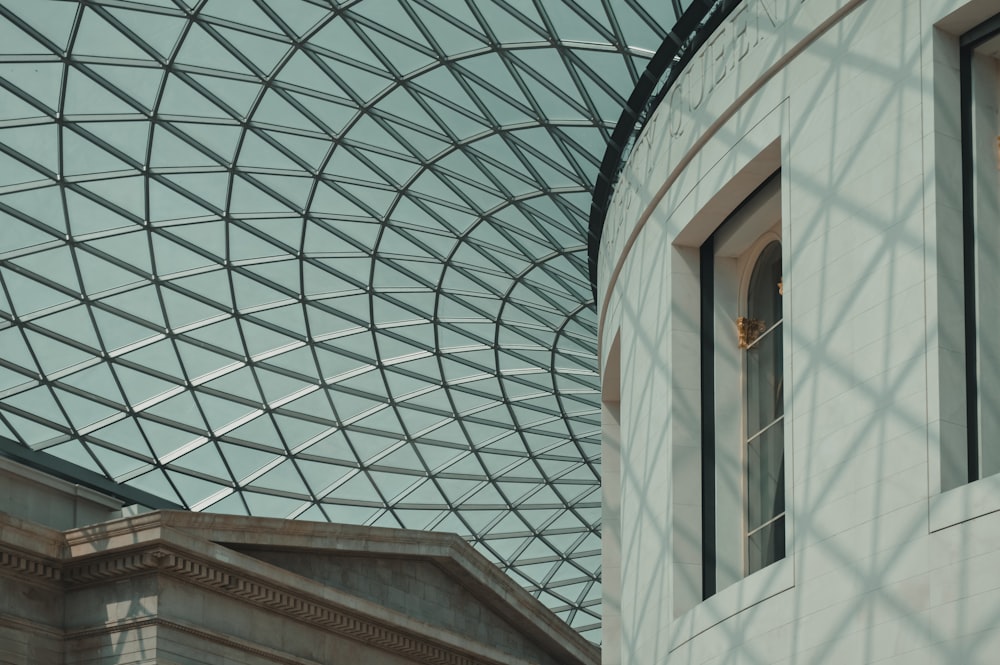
(0, 0), (687, 640)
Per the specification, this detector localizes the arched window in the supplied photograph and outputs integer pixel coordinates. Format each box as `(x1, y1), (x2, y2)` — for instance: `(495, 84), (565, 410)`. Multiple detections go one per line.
(743, 241), (784, 574)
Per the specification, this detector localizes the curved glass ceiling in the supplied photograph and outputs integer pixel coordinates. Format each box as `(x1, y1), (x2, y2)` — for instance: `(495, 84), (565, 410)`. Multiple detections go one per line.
(0, 0), (673, 641)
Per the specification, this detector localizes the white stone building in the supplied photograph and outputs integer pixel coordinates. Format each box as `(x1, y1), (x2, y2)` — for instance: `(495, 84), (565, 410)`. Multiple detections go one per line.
(597, 0), (1000, 663)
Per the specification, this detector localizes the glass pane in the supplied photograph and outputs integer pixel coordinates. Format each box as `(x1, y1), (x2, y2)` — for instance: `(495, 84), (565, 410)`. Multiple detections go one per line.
(747, 241), (782, 329)
(746, 240), (783, 438)
(747, 425), (784, 532)
(748, 516), (785, 574)
(746, 323), (783, 437)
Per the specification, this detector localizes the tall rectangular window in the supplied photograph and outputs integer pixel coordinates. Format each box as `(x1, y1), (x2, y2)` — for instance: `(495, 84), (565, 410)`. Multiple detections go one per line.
(701, 173), (786, 596)
(962, 13), (1000, 482)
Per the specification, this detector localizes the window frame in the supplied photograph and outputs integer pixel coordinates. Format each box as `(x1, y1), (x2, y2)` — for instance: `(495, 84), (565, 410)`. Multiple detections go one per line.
(927, 7), (1000, 531)
(700, 172), (787, 597)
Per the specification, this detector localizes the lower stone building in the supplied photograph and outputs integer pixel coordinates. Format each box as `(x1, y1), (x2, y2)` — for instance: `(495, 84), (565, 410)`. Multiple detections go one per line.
(0, 457), (598, 665)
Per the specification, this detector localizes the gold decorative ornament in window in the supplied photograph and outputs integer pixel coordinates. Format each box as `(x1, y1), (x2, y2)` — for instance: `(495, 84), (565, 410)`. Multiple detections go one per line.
(736, 316), (767, 349)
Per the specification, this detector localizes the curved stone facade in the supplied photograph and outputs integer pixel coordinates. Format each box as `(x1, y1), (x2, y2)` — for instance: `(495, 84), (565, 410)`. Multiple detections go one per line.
(599, 0), (1000, 663)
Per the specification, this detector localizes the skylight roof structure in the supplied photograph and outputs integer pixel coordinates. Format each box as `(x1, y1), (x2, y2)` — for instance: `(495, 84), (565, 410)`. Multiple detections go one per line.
(0, 0), (676, 641)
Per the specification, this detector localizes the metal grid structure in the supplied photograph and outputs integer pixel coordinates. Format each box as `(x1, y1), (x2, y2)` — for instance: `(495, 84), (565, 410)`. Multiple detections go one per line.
(0, 0), (684, 640)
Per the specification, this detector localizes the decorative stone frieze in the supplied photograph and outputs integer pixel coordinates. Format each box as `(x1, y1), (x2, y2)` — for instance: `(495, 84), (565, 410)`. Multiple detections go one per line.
(0, 546), (60, 583)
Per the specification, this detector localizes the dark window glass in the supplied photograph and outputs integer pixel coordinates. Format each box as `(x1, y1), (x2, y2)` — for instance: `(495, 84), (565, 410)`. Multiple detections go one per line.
(745, 240), (784, 574)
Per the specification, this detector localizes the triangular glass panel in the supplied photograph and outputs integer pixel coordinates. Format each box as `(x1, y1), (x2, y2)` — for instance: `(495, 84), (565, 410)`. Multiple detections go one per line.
(87, 442), (148, 480)
(294, 428), (352, 462)
(113, 363), (179, 407)
(105, 6), (187, 58)
(1, 411), (66, 447)
(257, 0), (328, 36)
(436, 476), (482, 505)
(287, 90), (356, 136)
(74, 7), (154, 60)
(360, 25), (435, 75)
(269, 412), (329, 448)
(174, 339), (239, 382)
(453, 508), (503, 534)
(22, 329), (96, 375)
(118, 338), (185, 383)
(135, 417), (198, 461)
(88, 64), (164, 111)
(160, 286), (228, 330)
(0, 123), (57, 175)
(4, 1), (77, 52)
(75, 248), (146, 296)
(1, 271), (73, 321)
(2, 62), (61, 111)
(313, 345), (370, 382)
(214, 26), (290, 77)
(236, 131), (303, 171)
(175, 23), (254, 75)
(230, 175), (296, 215)
(74, 177), (145, 224)
(34, 304), (102, 351)
(149, 125), (218, 169)
(322, 469), (381, 503)
(159, 73), (233, 119)
(203, 0), (278, 33)
(224, 414), (285, 451)
(408, 2), (485, 55)
(227, 223), (287, 261)
(392, 508), (440, 530)
(253, 88), (320, 132)
(64, 68), (141, 116)
(144, 390), (206, 431)
(241, 491), (308, 518)
(64, 190), (140, 240)
(167, 121), (240, 164)
(3, 187), (68, 237)
(44, 439), (103, 474)
(248, 458), (308, 494)
(276, 387), (334, 420)
(201, 366), (262, 404)
(194, 391), (258, 433)
(417, 418), (470, 448)
(201, 490), (248, 515)
(230, 271), (290, 310)
(295, 458), (354, 496)
(0, 210), (57, 255)
(253, 173), (313, 210)
(212, 78), (282, 125)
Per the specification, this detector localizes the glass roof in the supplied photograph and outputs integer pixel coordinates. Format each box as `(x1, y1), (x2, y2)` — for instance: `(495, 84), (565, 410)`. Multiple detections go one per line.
(0, 0), (677, 641)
